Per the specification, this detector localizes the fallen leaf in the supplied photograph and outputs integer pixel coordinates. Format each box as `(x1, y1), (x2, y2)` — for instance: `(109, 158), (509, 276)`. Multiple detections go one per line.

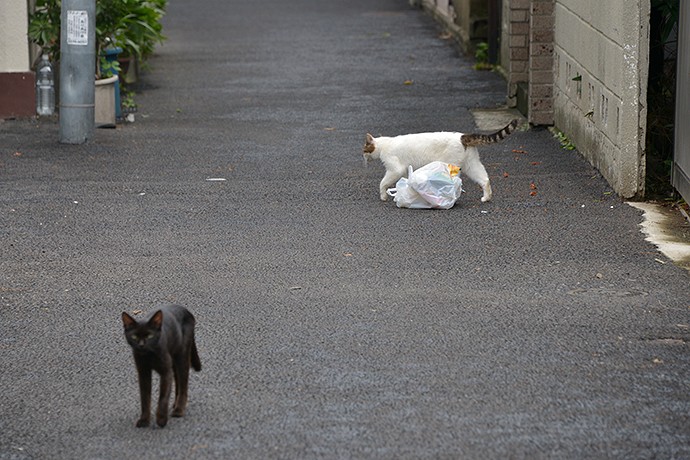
(133, 309), (143, 315)
(652, 358), (663, 364)
(503, 172), (509, 178)
(343, 252), (353, 257)
(530, 191), (538, 196)
(324, 127), (336, 131)
(14, 151), (23, 157)
(530, 182), (537, 190)
(530, 161), (542, 166)
(512, 149), (528, 154)
(403, 79), (414, 85)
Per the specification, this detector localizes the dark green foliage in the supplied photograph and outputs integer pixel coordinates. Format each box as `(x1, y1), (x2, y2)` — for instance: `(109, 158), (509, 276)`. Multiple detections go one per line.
(28, 0), (168, 74)
(646, 0), (679, 199)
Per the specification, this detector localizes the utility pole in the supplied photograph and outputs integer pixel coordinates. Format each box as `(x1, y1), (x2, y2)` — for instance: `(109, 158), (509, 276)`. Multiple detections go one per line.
(59, 0), (95, 144)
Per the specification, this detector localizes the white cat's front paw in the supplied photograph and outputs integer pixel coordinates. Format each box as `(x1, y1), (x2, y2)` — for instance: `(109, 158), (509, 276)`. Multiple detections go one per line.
(380, 194), (389, 202)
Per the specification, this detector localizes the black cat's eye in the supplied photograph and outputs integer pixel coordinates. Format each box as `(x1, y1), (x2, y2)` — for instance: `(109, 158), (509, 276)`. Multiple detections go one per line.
(133, 332), (154, 340)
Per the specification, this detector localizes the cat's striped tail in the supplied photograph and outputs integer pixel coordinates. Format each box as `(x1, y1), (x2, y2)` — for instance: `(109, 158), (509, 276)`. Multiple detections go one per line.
(461, 119), (519, 148)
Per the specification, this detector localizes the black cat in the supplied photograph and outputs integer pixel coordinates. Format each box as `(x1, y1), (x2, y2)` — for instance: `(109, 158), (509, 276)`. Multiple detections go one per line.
(121, 304), (201, 428)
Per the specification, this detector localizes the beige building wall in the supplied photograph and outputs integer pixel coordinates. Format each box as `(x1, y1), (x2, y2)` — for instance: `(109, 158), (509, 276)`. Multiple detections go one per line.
(0, 0), (35, 118)
(0, 0), (32, 72)
(553, 0), (650, 198)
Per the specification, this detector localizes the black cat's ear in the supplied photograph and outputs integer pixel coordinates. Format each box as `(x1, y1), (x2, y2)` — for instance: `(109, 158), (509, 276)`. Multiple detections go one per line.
(122, 312), (136, 329)
(149, 310), (164, 330)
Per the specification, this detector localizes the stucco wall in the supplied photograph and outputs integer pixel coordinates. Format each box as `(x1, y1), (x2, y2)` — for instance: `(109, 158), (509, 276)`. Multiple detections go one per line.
(553, 0), (650, 198)
(0, 0), (31, 72)
(0, 0), (35, 118)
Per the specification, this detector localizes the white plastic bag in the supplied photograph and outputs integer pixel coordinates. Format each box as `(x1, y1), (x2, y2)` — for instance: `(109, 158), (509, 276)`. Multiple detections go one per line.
(386, 162), (463, 209)
(386, 166), (431, 209)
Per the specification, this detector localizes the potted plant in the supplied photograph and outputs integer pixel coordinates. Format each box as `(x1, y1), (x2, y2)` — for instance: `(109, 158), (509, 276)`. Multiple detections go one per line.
(97, 0), (167, 83)
(94, 0), (167, 118)
(94, 50), (120, 128)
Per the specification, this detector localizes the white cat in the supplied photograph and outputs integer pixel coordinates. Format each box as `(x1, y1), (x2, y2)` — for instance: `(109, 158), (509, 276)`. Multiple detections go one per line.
(363, 120), (518, 203)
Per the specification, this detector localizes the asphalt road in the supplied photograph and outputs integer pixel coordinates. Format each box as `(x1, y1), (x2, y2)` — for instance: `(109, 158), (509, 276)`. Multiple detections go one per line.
(1, 0), (689, 458)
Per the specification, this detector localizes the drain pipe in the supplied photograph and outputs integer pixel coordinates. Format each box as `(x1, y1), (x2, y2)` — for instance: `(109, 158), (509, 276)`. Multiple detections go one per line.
(59, 0), (95, 144)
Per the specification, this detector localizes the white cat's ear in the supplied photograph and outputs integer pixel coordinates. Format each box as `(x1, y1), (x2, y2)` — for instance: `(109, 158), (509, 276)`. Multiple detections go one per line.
(366, 133), (374, 143)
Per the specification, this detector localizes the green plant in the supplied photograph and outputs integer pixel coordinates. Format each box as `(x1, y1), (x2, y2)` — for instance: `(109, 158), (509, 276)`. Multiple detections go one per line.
(651, 0), (679, 43)
(96, 0), (167, 63)
(99, 56), (121, 78)
(27, 0), (61, 63)
(646, 0), (679, 199)
(473, 42), (492, 71)
(549, 127), (576, 151)
(121, 87), (137, 112)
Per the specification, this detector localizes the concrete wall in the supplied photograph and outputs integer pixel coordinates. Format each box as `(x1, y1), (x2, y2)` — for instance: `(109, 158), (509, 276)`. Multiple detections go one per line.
(412, 0), (455, 22)
(553, 0), (650, 198)
(411, 0), (488, 54)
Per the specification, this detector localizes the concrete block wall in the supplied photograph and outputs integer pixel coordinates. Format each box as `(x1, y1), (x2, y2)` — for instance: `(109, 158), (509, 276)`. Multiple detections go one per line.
(504, 0), (530, 108)
(528, 0), (554, 125)
(553, 0), (649, 198)
(501, 0), (554, 125)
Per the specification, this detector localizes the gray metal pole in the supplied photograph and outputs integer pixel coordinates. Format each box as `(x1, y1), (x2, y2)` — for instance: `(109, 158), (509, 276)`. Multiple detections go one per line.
(59, 0), (96, 144)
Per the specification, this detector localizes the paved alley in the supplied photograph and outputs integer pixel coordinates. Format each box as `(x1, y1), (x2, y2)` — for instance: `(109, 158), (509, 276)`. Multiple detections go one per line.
(1, 0), (689, 458)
